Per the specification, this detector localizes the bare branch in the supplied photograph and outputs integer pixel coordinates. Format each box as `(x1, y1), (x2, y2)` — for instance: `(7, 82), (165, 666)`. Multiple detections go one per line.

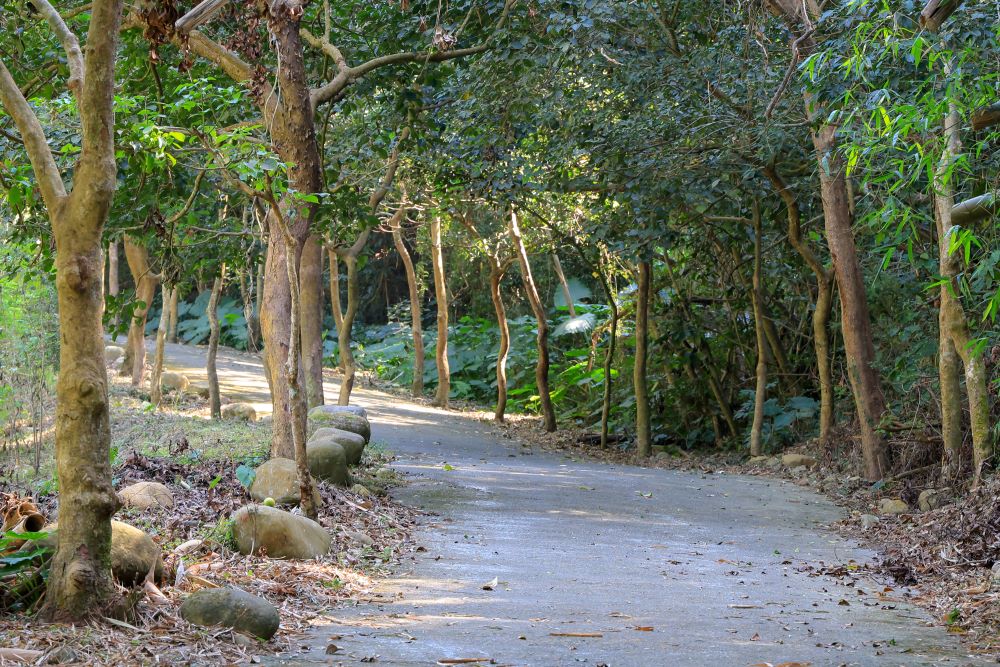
(33, 0), (85, 99)
(166, 170), (207, 224)
(175, 0), (231, 34)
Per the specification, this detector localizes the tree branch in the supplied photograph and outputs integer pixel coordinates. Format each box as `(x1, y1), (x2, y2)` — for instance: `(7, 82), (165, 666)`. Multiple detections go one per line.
(33, 0), (85, 100)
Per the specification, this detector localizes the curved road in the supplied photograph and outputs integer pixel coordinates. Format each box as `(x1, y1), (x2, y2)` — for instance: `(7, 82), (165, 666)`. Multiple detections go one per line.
(154, 341), (986, 667)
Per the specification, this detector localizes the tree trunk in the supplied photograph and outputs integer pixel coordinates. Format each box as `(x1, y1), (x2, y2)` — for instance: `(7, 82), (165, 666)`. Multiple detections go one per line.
(391, 217), (425, 397)
(935, 105), (991, 485)
(812, 123), (889, 479)
(763, 165), (836, 442)
(510, 208), (556, 431)
(593, 254), (619, 448)
(489, 260), (511, 421)
(430, 216), (450, 407)
(299, 234), (325, 408)
(166, 284), (179, 344)
(634, 261), (652, 457)
(336, 254), (361, 406)
(121, 238), (159, 387)
(552, 253), (576, 316)
(207, 270), (225, 419)
(150, 284), (171, 407)
(252, 257), (264, 350)
(239, 269), (257, 352)
(749, 205), (768, 457)
(107, 240), (119, 331)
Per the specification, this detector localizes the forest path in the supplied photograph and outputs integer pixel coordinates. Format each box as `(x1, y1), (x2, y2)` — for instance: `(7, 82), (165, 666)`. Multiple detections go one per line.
(155, 341), (986, 667)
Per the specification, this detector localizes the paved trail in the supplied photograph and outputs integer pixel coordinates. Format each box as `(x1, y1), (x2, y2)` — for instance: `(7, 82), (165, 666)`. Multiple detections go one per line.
(157, 342), (988, 667)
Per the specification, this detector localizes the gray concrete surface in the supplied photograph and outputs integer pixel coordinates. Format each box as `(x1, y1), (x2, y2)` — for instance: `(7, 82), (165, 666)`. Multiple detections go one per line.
(152, 341), (991, 666)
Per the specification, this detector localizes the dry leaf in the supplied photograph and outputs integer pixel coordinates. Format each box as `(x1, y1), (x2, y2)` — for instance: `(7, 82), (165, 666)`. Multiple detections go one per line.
(482, 577), (498, 591)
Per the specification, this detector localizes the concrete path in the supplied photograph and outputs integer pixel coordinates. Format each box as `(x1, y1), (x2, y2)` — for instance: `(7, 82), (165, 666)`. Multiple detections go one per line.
(155, 341), (988, 667)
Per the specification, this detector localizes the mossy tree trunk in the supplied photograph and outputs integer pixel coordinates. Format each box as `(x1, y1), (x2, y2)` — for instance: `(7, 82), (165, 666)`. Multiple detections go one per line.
(634, 261), (652, 457)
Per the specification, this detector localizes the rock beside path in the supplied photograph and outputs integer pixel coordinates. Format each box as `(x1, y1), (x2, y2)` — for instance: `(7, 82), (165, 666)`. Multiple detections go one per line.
(878, 498), (909, 515)
(222, 402), (257, 422)
(104, 345), (125, 364)
(307, 408), (370, 442)
(306, 440), (350, 486)
(249, 458), (322, 507)
(161, 371), (190, 393)
(310, 404), (368, 420)
(231, 505), (331, 559)
(28, 520), (164, 585)
(781, 453), (818, 469)
(119, 481), (174, 510)
(918, 489), (944, 512)
(310, 427), (366, 465)
(180, 587), (280, 640)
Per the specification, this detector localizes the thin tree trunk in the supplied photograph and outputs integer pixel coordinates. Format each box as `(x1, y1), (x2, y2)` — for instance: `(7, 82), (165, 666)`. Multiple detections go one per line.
(749, 204), (768, 457)
(593, 253), (619, 448)
(763, 165), (836, 442)
(634, 261), (652, 457)
(207, 270), (225, 419)
(391, 217), (425, 397)
(299, 234), (325, 408)
(121, 238), (159, 387)
(510, 208), (556, 431)
(430, 216), (450, 407)
(489, 260), (511, 421)
(336, 254), (361, 405)
(108, 240), (119, 331)
(239, 270), (257, 352)
(150, 284), (171, 407)
(252, 256), (264, 350)
(552, 253), (576, 316)
(935, 104), (991, 485)
(166, 284), (179, 344)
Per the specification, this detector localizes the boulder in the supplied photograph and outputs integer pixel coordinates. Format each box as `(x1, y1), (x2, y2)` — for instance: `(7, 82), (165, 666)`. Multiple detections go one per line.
(230, 504), (331, 559)
(306, 440), (350, 486)
(310, 428), (365, 465)
(119, 481), (174, 510)
(878, 498), (909, 515)
(222, 402), (257, 422)
(27, 521), (164, 585)
(161, 371), (190, 393)
(104, 345), (125, 363)
(344, 530), (374, 547)
(781, 453), (818, 469)
(351, 484), (373, 498)
(309, 404), (368, 420)
(918, 489), (944, 512)
(249, 458), (322, 507)
(180, 587), (280, 640)
(190, 384), (211, 399)
(860, 514), (880, 530)
(307, 408), (370, 442)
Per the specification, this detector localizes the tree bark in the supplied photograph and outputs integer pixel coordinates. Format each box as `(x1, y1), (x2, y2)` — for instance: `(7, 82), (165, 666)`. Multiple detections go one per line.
(107, 240), (119, 331)
(430, 216), (450, 407)
(299, 234), (325, 408)
(391, 215), (425, 397)
(935, 106), (991, 485)
(150, 284), (172, 407)
(510, 208), (556, 431)
(634, 261), (652, 456)
(489, 259), (511, 421)
(336, 252), (362, 406)
(120, 238), (159, 387)
(749, 204), (768, 457)
(763, 165), (835, 441)
(552, 253), (576, 316)
(166, 284), (179, 344)
(593, 253), (619, 448)
(0, 0), (124, 620)
(207, 270), (225, 419)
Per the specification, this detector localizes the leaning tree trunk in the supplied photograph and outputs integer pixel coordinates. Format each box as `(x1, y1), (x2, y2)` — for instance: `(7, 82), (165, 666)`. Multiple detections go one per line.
(0, 0), (125, 620)
(299, 234), (325, 408)
(489, 259), (511, 421)
(552, 252), (576, 317)
(430, 216), (450, 407)
(150, 284), (172, 407)
(762, 165), (836, 443)
(935, 105), (991, 485)
(749, 205), (768, 457)
(391, 217), (425, 397)
(207, 269), (225, 419)
(120, 238), (159, 386)
(510, 208), (556, 432)
(634, 261), (652, 457)
(336, 254), (362, 406)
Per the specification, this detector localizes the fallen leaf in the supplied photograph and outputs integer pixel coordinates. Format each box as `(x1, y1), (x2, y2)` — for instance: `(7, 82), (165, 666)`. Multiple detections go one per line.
(634, 626), (654, 631)
(750, 632), (760, 641)
(482, 577), (498, 591)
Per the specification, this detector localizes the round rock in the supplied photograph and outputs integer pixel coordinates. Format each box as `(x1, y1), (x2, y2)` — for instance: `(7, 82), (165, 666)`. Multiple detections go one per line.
(104, 345), (125, 363)
(180, 587), (280, 640)
(160, 371), (190, 393)
(306, 440), (351, 486)
(310, 404), (368, 420)
(307, 408), (370, 442)
(222, 402), (257, 422)
(249, 458), (322, 507)
(310, 427), (365, 465)
(31, 520), (164, 585)
(119, 481), (174, 510)
(231, 504), (332, 559)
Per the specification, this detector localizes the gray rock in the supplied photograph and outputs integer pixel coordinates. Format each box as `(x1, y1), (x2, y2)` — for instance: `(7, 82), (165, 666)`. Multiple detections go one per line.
(30, 520), (164, 585)
(918, 489), (943, 512)
(309, 404), (368, 420)
(160, 371), (190, 393)
(180, 587), (280, 640)
(781, 453), (818, 469)
(231, 504), (332, 559)
(991, 562), (1000, 589)
(306, 440), (350, 486)
(350, 484), (373, 498)
(119, 481), (174, 510)
(310, 428), (366, 465)
(190, 384), (211, 399)
(748, 455), (769, 464)
(860, 514), (880, 530)
(344, 530), (374, 547)
(307, 408), (370, 442)
(249, 458), (322, 507)
(104, 345), (125, 364)
(222, 402), (257, 422)
(878, 498), (909, 515)
(764, 457), (782, 470)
